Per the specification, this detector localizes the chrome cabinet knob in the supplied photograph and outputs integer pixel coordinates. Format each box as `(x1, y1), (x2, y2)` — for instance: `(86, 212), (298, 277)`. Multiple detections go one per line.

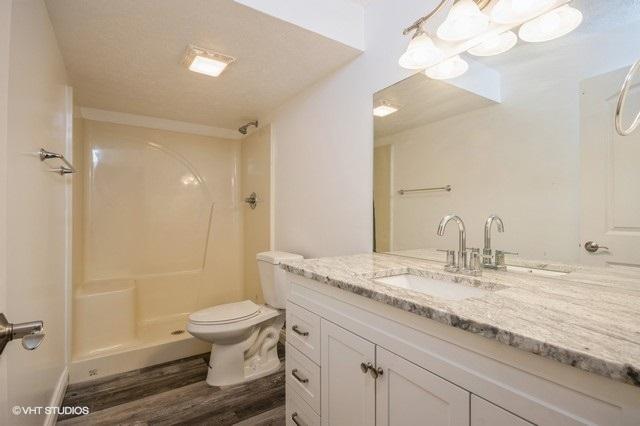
(584, 241), (609, 253)
(360, 362), (383, 379)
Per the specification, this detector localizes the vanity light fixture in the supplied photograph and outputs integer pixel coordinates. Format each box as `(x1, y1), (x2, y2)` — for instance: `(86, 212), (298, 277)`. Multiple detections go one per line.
(424, 55), (469, 80)
(399, 0), (582, 79)
(468, 31), (518, 56)
(373, 101), (399, 117)
(491, 0), (554, 24)
(398, 31), (444, 70)
(182, 45), (236, 77)
(437, 0), (490, 42)
(518, 5), (583, 43)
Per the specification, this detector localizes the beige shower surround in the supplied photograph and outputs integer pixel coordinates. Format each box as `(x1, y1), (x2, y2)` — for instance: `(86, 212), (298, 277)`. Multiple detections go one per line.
(72, 119), (270, 359)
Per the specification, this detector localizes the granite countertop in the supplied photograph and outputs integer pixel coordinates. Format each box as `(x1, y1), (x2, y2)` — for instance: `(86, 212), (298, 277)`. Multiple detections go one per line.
(280, 253), (640, 387)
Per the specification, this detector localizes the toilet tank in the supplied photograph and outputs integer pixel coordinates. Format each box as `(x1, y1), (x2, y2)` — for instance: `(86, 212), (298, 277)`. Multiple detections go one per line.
(257, 251), (303, 309)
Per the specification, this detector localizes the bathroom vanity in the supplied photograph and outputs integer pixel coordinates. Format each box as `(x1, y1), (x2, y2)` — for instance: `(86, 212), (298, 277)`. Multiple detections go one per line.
(282, 254), (640, 426)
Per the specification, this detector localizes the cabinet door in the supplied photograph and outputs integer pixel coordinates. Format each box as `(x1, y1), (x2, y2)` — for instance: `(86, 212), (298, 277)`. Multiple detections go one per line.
(471, 395), (533, 426)
(321, 319), (376, 426)
(376, 347), (470, 426)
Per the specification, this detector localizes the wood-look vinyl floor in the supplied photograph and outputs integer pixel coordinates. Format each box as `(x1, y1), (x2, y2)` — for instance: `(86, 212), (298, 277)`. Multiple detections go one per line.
(58, 344), (285, 425)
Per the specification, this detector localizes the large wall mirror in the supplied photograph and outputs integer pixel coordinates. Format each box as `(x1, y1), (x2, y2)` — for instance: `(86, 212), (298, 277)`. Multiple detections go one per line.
(373, 1), (640, 269)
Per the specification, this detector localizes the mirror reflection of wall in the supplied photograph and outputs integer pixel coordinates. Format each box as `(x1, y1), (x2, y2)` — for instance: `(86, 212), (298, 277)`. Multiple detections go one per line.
(373, 3), (640, 268)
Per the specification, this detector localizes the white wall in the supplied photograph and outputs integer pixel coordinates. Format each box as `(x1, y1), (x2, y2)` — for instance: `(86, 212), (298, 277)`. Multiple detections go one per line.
(379, 23), (640, 264)
(268, 0), (435, 258)
(3, 1), (69, 424)
(0, 1), (12, 424)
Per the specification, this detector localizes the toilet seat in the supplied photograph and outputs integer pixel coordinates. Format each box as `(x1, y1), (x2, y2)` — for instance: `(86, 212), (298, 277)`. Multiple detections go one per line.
(189, 300), (260, 325)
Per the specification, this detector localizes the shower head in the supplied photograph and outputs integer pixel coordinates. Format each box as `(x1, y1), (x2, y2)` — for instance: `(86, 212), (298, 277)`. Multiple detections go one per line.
(238, 120), (258, 135)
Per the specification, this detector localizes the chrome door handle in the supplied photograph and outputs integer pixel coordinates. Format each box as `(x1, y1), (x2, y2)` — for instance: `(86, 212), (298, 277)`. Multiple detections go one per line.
(291, 325), (309, 336)
(584, 241), (609, 253)
(291, 368), (309, 384)
(0, 313), (45, 355)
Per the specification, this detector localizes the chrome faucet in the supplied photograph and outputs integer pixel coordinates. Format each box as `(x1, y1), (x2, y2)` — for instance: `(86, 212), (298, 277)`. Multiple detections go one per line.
(482, 214), (517, 270)
(437, 215), (481, 275)
(483, 214), (504, 268)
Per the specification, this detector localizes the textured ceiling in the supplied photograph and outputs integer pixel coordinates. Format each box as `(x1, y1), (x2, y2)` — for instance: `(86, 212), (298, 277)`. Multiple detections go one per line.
(45, 0), (360, 130)
(374, 72), (495, 139)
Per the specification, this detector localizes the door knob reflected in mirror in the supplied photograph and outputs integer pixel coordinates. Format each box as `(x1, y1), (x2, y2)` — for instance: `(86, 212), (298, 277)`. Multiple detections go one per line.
(584, 241), (610, 253)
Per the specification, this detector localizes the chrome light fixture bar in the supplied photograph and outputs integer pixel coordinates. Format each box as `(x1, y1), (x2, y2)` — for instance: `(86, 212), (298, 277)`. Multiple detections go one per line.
(400, 0), (581, 80)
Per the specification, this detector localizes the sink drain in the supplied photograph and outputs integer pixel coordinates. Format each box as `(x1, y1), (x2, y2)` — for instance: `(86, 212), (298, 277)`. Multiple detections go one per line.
(171, 329), (185, 336)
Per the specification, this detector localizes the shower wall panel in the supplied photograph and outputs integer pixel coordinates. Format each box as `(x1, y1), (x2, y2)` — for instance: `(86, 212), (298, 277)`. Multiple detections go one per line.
(80, 120), (243, 326)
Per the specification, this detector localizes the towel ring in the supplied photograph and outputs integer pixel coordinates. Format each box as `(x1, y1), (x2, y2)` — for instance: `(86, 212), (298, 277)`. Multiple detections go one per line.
(615, 58), (640, 136)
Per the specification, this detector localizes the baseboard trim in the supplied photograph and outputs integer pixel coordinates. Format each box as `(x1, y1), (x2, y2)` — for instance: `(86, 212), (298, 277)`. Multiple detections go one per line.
(44, 366), (68, 426)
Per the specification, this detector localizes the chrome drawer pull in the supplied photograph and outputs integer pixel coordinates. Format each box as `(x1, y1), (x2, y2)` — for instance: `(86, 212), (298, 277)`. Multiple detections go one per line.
(291, 412), (304, 426)
(291, 368), (309, 384)
(291, 325), (309, 336)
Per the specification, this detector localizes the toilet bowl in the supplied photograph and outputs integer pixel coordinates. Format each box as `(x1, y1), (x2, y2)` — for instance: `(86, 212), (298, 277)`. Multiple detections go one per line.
(187, 251), (303, 386)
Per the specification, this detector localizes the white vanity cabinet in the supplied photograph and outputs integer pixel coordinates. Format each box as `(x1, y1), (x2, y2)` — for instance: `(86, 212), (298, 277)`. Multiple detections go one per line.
(376, 346), (469, 426)
(321, 320), (375, 425)
(285, 273), (640, 426)
(320, 319), (470, 426)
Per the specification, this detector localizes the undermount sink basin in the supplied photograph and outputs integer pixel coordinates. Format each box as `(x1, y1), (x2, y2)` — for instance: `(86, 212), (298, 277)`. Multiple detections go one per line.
(373, 274), (490, 301)
(506, 265), (569, 278)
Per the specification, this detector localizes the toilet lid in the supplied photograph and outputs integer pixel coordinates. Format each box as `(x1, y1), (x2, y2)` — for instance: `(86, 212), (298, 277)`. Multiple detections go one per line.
(189, 300), (260, 324)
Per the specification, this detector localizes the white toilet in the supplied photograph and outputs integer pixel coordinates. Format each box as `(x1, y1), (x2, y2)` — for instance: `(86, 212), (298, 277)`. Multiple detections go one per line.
(187, 251), (303, 386)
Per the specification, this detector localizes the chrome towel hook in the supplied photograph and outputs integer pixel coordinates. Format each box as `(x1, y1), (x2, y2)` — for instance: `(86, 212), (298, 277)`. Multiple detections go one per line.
(615, 58), (640, 136)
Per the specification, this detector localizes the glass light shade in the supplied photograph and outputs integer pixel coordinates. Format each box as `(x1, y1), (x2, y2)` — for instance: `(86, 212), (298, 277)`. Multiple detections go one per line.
(467, 31), (518, 56)
(424, 55), (469, 80)
(437, 0), (489, 42)
(519, 6), (583, 43)
(398, 33), (444, 69)
(491, 0), (554, 24)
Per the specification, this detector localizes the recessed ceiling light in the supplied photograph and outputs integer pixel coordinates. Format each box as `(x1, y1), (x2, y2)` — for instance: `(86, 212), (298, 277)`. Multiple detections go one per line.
(373, 102), (399, 117)
(182, 45), (235, 77)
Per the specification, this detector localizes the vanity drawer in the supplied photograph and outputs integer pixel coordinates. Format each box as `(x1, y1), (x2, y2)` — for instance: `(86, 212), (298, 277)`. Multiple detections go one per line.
(286, 383), (321, 426)
(286, 343), (321, 414)
(286, 302), (321, 364)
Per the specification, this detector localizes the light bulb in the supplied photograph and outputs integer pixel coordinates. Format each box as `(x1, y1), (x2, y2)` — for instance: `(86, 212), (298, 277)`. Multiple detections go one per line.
(424, 55), (469, 80)
(399, 32), (444, 69)
(468, 31), (518, 57)
(437, 0), (489, 42)
(519, 5), (583, 43)
(491, 0), (553, 24)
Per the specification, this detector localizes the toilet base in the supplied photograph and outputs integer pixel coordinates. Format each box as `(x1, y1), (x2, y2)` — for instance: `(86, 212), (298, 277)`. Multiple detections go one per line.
(205, 314), (284, 387)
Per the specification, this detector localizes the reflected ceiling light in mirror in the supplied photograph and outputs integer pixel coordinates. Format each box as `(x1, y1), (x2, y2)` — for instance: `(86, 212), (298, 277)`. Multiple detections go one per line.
(424, 55), (469, 80)
(399, 31), (444, 69)
(373, 101), (399, 117)
(519, 5), (583, 43)
(468, 31), (518, 56)
(491, 0), (554, 24)
(437, 0), (489, 42)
